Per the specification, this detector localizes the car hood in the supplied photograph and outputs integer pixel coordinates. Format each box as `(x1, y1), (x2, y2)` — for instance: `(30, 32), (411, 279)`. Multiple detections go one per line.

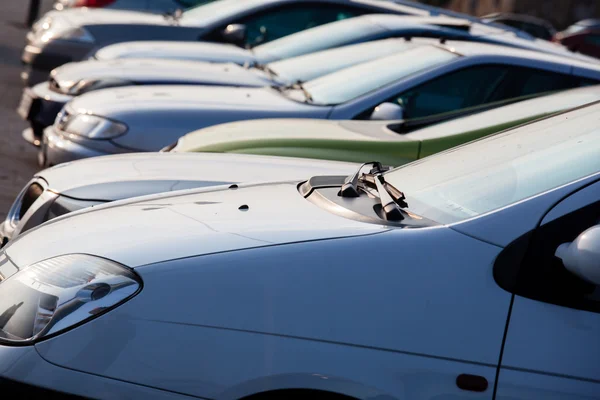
(38, 152), (358, 201)
(94, 41), (256, 65)
(6, 182), (386, 268)
(47, 8), (167, 28)
(70, 85), (307, 115)
(52, 59), (273, 89)
(176, 118), (407, 152)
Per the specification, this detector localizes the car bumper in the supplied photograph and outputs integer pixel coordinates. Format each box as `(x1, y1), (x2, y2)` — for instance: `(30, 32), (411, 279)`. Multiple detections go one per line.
(18, 83), (72, 146)
(21, 41), (94, 86)
(0, 345), (199, 399)
(41, 126), (115, 166)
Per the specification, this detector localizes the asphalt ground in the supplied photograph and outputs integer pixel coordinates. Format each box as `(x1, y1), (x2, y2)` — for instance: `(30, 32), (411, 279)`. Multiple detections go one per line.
(0, 0), (54, 220)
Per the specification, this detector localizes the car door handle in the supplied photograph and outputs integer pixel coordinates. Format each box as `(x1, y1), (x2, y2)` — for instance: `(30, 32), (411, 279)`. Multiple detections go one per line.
(456, 374), (489, 392)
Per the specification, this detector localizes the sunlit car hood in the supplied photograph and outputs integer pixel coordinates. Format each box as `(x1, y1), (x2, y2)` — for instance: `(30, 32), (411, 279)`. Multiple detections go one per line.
(70, 85), (310, 115)
(6, 182), (387, 268)
(37, 152), (358, 201)
(52, 59), (273, 90)
(175, 119), (408, 152)
(94, 41), (256, 65)
(47, 8), (167, 28)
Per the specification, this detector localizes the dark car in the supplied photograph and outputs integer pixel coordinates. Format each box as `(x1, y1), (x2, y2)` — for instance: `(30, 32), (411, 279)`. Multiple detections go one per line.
(554, 20), (600, 59)
(481, 12), (556, 40)
(22, 0), (429, 86)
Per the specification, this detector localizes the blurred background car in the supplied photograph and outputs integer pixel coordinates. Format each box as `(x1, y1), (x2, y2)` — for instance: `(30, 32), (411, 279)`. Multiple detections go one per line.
(554, 19), (600, 58)
(39, 39), (600, 166)
(169, 85), (600, 165)
(53, 0), (215, 13)
(22, 0), (428, 86)
(0, 152), (357, 246)
(481, 12), (556, 40)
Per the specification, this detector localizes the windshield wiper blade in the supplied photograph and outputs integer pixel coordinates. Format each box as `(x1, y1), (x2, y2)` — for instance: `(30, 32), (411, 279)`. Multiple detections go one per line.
(252, 63), (278, 79)
(339, 162), (408, 221)
(289, 81), (313, 103)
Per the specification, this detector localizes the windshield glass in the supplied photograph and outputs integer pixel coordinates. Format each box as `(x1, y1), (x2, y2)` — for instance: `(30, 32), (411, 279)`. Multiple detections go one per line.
(254, 15), (384, 62)
(182, 0), (265, 25)
(283, 45), (457, 105)
(269, 39), (417, 84)
(384, 104), (600, 224)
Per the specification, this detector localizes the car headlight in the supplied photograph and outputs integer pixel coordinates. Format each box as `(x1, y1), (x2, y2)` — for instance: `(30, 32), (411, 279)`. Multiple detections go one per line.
(0, 254), (141, 344)
(68, 78), (133, 95)
(56, 110), (128, 140)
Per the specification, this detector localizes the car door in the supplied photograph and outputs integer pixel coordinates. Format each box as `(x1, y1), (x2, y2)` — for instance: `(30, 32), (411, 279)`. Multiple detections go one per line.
(230, 2), (366, 47)
(495, 180), (600, 399)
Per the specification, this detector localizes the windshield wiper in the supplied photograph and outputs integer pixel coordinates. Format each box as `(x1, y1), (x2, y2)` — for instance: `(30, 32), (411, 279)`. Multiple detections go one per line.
(163, 8), (183, 23)
(251, 63), (278, 79)
(288, 81), (313, 103)
(340, 162), (408, 221)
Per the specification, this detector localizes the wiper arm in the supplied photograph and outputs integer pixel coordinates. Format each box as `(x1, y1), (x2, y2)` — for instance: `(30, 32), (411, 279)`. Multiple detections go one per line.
(339, 161), (408, 221)
(252, 63), (278, 79)
(288, 81), (313, 103)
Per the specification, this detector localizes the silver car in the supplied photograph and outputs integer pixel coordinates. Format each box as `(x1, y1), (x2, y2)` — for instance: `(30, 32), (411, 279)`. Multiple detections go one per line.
(54, 0), (214, 13)
(18, 18), (475, 147)
(22, 0), (426, 85)
(40, 39), (600, 166)
(0, 103), (599, 398)
(0, 152), (357, 247)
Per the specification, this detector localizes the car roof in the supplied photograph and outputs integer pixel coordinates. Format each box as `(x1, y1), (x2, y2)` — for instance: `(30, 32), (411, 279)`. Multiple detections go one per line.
(436, 39), (600, 70)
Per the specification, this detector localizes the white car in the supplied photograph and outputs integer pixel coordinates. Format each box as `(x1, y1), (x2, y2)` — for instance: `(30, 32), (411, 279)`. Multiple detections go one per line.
(0, 102), (599, 399)
(53, 0), (215, 14)
(40, 39), (600, 166)
(0, 152), (357, 247)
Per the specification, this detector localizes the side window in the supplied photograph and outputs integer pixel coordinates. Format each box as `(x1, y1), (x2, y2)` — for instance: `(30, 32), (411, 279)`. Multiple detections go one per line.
(239, 4), (362, 46)
(584, 34), (600, 46)
(392, 66), (510, 120)
(490, 67), (595, 101)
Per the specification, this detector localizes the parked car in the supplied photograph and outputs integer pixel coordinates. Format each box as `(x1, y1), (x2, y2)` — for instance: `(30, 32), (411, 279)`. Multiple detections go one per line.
(54, 0), (215, 13)
(481, 12), (556, 40)
(553, 20), (600, 59)
(1, 102), (599, 399)
(22, 0), (425, 86)
(93, 10), (589, 66)
(0, 152), (356, 247)
(19, 17), (484, 146)
(169, 85), (600, 165)
(39, 39), (600, 166)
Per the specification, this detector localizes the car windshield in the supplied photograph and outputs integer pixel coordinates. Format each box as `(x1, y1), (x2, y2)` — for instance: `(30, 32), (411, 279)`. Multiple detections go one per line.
(182, 0), (266, 25)
(269, 39), (418, 84)
(254, 16), (385, 62)
(384, 103), (600, 224)
(282, 45), (458, 105)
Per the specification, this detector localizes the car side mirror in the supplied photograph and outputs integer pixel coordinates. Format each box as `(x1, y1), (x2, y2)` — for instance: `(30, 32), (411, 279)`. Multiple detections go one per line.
(222, 24), (247, 46)
(370, 102), (405, 121)
(555, 225), (600, 285)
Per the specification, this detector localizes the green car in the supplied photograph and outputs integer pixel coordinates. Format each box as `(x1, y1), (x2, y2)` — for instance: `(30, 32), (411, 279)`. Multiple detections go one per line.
(170, 85), (600, 166)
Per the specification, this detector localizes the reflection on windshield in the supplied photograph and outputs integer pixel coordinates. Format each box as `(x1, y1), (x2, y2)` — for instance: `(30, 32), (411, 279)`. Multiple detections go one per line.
(269, 39), (417, 84)
(283, 46), (457, 105)
(255, 16), (383, 62)
(182, 0), (265, 25)
(384, 104), (600, 224)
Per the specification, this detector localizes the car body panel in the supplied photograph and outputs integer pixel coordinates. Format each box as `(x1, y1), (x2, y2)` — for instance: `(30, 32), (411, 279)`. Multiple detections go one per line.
(40, 152), (358, 201)
(5, 182), (386, 269)
(0, 153), (358, 245)
(95, 40), (257, 64)
(68, 85), (331, 151)
(174, 86), (600, 165)
(34, 226), (508, 399)
(51, 58), (273, 88)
